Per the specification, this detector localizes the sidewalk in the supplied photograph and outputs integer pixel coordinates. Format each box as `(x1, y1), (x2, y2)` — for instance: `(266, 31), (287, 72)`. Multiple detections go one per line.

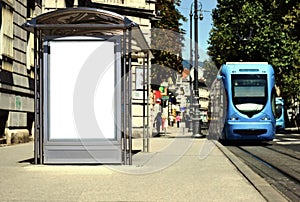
(0, 126), (287, 201)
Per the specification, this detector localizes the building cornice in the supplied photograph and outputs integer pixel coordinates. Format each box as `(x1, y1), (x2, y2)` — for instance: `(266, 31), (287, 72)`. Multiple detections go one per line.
(91, 2), (155, 19)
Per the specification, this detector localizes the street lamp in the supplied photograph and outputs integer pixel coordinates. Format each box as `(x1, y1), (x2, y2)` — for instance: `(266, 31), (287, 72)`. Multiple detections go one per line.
(190, 0), (203, 137)
(188, 4), (193, 132)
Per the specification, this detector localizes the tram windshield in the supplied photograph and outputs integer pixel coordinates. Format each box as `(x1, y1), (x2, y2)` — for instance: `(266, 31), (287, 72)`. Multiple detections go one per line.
(232, 74), (267, 117)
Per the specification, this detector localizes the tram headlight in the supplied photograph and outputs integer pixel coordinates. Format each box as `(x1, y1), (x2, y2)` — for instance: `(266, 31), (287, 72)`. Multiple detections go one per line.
(229, 115), (239, 121)
(261, 115), (271, 121)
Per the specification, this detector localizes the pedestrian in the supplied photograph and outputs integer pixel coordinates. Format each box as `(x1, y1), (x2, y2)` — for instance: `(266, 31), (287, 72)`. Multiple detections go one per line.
(185, 114), (190, 128)
(163, 116), (168, 135)
(154, 112), (162, 136)
(176, 114), (181, 128)
(169, 115), (174, 127)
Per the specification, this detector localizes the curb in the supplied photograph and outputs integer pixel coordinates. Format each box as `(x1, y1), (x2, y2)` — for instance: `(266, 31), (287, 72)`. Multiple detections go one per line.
(213, 140), (288, 202)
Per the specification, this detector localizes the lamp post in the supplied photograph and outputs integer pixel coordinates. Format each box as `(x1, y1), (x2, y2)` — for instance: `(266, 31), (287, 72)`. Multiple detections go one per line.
(188, 4), (193, 132)
(191, 0), (203, 137)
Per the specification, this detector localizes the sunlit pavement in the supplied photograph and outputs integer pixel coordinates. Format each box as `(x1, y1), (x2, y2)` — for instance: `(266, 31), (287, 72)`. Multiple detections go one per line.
(0, 127), (287, 201)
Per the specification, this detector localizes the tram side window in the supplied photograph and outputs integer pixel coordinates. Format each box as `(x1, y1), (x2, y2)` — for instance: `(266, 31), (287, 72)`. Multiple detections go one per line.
(271, 88), (276, 117)
(276, 104), (283, 119)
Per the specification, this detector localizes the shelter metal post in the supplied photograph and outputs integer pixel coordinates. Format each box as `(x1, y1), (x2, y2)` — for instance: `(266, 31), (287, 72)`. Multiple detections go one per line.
(123, 27), (133, 165)
(122, 29), (127, 165)
(38, 31), (43, 164)
(142, 54), (149, 153)
(33, 28), (38, 164)
(146, 52), (150, 152)
(128, 27), (133, 165)
(143, 56), (146, 152)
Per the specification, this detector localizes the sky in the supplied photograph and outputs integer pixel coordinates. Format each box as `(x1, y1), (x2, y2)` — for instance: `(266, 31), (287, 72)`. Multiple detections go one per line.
(177, 0), (217, 61)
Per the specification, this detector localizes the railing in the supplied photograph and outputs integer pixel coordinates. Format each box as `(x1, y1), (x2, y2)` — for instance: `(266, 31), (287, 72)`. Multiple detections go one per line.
(96, 0), (126, 4)
(96, 0), (155, 5)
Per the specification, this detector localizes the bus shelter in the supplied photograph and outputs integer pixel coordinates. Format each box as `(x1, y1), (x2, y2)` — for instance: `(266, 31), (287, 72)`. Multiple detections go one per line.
(23, 7), (150, 165)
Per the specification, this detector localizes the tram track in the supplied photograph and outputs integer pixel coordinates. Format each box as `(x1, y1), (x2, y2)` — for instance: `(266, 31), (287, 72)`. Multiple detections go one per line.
(226, 144), (300, 201)
(240, 146), (300, 183)
(265, 145), (300, 161)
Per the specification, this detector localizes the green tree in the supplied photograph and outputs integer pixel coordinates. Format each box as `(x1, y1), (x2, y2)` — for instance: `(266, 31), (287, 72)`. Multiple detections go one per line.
(280, 1), (300, 110)
(208, 0), (300, 117)
(151, 0), (186, 85)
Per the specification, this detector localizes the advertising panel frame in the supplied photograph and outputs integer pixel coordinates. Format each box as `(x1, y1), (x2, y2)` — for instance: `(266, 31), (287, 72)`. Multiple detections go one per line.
(42, 36), (122, 164)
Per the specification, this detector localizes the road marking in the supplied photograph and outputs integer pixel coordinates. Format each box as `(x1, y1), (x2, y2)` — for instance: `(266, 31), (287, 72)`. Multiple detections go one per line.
(276, 141), (300, 145)
(290, 133), (300, 137)
(275, 134), (286, 137)
(276, 133), (300, 137)
(282, 138), (299, 141)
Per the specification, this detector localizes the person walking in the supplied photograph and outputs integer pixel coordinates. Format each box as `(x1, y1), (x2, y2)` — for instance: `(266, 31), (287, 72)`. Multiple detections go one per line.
(185, 114), (190, 128)
(154, 112), (162, 136)
(169, 115), (174, 127)
(163, 116), (168, 135)
(176, 114), (181, 128)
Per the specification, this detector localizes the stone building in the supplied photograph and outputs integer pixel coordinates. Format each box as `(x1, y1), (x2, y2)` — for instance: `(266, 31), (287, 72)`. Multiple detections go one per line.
(0, 0), (42, 144)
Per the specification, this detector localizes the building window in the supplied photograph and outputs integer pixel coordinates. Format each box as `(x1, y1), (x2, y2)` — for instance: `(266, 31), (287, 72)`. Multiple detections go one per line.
(0, 4), (14, 58)
(65, 0), (92, 7)
(0, 3), (13, 71)
(27, 0), (35, 18)
(78, 0), (92, 7)
(65, 0), (75, 7)
(0, 3), (2, 29)
(26, 0), (36, 76)
(35, 0), (42, 5)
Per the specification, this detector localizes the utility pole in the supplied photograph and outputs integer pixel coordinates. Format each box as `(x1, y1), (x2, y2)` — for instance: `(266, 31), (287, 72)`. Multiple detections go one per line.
(192, 0), (202, 137)
(188, 4), (194, 132)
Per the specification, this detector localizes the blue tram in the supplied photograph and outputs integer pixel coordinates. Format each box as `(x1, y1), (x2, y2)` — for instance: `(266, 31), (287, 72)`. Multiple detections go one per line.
(212, 62), (276, 141)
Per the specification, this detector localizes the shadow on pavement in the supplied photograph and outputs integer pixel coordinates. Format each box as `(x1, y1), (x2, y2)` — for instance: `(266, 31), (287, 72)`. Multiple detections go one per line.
(220, 140), (272, 147)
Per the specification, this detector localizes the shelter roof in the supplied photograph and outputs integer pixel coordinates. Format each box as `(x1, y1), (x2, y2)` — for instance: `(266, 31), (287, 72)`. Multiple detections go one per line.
(23, 7), (150, 52)
(23, 7), (136, 36)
